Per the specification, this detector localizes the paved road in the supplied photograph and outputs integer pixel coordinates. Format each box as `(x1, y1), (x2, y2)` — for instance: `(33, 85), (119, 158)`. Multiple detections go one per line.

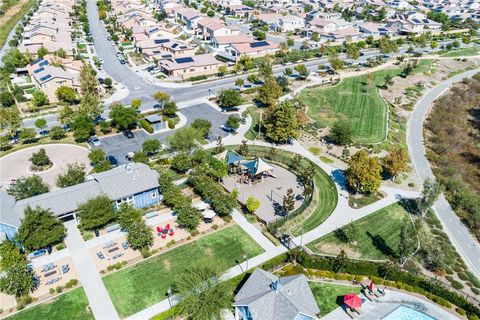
(407, 67), (480, 278)
(64, 221), (119, 320)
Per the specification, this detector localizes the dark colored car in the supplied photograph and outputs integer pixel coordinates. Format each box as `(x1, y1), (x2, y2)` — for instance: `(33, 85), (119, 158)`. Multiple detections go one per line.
(107, 155), (118, 166)
(220, 125), (236, 133)
(153, 103), (163, 110)
(123, 130), (134, 139)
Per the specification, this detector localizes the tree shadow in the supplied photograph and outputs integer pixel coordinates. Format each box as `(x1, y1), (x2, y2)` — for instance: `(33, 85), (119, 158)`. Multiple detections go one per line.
(331, 169), (348, 191)
(366, 231), (396, 258)
(398, 197), (420, 215)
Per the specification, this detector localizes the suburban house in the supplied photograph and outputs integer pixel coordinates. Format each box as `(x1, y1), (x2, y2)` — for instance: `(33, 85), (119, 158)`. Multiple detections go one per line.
(196, 17), (224, 39)
(162, 41), (196, 58)
(26, 58), (80, 102)
(221, 40), (278, 61)
(0, 163), (161, 241)
(276, 15), (304, 32)
(357, 22), (394, 38)
(211, 34), (253, 51)
(159, 54), (221, 79)
(226, 4), (255, 18)
(233, 268), (320, 320)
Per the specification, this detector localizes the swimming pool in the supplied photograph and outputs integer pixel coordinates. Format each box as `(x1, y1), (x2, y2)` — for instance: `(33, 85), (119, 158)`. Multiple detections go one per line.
(382, 306), (436, 320)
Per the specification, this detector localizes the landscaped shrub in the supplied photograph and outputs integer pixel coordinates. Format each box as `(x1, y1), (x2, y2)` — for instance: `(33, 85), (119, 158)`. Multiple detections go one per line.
(140, 119), (154, 134)
(187, 75), (207, 82)
(457, 308), (467, 316)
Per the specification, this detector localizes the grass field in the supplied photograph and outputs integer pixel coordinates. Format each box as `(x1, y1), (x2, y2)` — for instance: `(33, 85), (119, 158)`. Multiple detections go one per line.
(307, 203), (410, 260)
(309, 281), (362, 316)
(413, 59), (434, 73)
(228, 145), (337, 236)
(441, 47), (480, 57)
(0, 0), (35, 48)
(299, 69), (400, 144)
(6, 288), (93, 320)
(103, 225), (264, 317)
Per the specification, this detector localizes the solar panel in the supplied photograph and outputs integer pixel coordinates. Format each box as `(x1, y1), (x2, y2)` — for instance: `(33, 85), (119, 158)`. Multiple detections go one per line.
(29, 58), (43, 66)
(40, 74), (52, 82)
(39, 60), (49, 67)
(175, 57), (194, 64)
(154, 38), (169, 44)
(412, 19), (421, 23)
(171, 43), (179, 48)
(34, 67), (45, 73)
(250, 41), (269, 48)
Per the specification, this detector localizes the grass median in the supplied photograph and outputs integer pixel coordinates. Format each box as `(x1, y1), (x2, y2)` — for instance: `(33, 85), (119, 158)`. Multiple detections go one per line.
(102, 225), (264, 317)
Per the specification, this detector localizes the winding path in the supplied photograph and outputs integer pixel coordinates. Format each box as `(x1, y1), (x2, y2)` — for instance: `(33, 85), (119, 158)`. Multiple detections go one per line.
(407, 67), (480, 278)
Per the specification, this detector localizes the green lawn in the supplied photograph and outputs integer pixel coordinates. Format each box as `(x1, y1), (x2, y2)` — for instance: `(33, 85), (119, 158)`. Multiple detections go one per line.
(0, 0), (36, 48)
(307, 203), (410, 260)
(228, 145), (337, 236)
(441, 47), (480, 57)
(299, 69), (400, 144)
(103, 225), (264, 317)
(413, 59), (433, 73)
(309, 281), (362, 316)
(6, 288), (93, 320)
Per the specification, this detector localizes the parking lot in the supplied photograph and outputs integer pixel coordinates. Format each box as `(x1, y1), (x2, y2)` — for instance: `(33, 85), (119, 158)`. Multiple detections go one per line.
(96, 103), (233, 164)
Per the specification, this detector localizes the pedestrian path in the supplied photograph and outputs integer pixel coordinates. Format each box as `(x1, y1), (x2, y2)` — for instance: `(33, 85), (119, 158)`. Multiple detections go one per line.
(231, 209), (276, 251)
(64, 221), (119, 320)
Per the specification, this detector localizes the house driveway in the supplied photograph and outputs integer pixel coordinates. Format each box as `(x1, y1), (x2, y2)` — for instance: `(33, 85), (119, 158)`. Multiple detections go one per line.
(0, 144), (91, 189)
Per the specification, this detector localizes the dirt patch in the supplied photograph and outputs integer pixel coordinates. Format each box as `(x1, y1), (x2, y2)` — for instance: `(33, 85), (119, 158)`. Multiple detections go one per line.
(163, 260), (172, 270)
(0, 0), (28, 26)
(204, 247), (214, 257)
(313, 242), (361, 259)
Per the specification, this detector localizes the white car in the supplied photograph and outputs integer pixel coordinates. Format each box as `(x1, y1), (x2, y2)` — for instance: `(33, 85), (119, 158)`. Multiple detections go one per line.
(88, 136), (101, 147)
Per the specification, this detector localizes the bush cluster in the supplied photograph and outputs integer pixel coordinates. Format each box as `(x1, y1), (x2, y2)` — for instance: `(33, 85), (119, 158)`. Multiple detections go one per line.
(139, 119), (154, 134)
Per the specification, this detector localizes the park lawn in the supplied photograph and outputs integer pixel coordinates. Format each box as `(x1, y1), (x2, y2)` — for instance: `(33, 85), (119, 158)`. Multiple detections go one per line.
(441, 47), (480, 57)
(307, 203), (410, 260)
(299, 69), (400, 144)
(6, 288), (93, 320)
(309, 281), (362, 316)
(103, 225), (264, 317)
(413, 59), (433, 73)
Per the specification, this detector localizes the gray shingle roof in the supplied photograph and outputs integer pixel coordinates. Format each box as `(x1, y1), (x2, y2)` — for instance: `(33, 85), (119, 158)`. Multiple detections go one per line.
(234, 269), (320, 320)
(1, 163), (159, 228)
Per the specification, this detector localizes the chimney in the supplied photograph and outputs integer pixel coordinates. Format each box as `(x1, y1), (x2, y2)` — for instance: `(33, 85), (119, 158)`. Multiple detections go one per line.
(271, 280), (281, 293)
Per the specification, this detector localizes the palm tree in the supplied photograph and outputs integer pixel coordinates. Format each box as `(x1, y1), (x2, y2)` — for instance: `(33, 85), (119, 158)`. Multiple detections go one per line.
(174, 264), (232, 320)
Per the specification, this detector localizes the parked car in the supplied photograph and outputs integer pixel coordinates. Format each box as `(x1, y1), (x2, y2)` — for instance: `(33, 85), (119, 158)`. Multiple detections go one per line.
(107, 155), (118, 166)
(98, 77), (105, 84)
(220, 125), (236, 133)
(88, 136), (101, 147)
(123, 130), (134, 139)
(107, 36), (112, 41)
(153, 103), (163, 110)
(120, 59), (126, 65)
(221, 106), (240, 112)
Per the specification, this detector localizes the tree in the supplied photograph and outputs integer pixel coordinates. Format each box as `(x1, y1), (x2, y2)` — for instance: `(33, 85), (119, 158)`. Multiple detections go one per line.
(34, 118), (47, 131)
(104, 77), (112, 88)
(17, 206), (66, 251)
(55, 86), (77, 104)
(78, 92), (102, 119)
(93, 160), (112, 173)
(72, 114), (95, 142)
(168, 127), (198, 151)
(286, 37), (295, 47)
(55, 48), (67, 58)
(218, 89), (242, 108)
(246, 196), (260, 213)
(218, 65), (228, 76)
(37, 46), (48, 58)
(239, 139), (249, 156)
(257, 76), (282, 109)
(383, 74), (394, 89)
(207, 9), (214, 17)
(311, 32), (320, 42)
(174, 264), (232, 320)
(77, 195), (115, 230)
(379, 36), (398, 54)
(329, 120), (353, 145)
(430, 41), (438, 50)
(56, 163), (86, 188)
(247, 73), (259, 84)
(132, 150), (150, 164)
(0, 240), (26, 270)
(282, 188), (295, 213)
(171, 152), (191, 173)
(191, 119), (212, 138)
(19, 128), (37, 142)
(131, 99), (141, 109)
(345, 150), (382, 194)
(8, 175), (49, 200)
(235, 78), (244, 87)
(142, 139), (161, 155)
(398, 218), (417, 265)
(264, 100), (298, 143)
(215, 136), (224, 153)
(340, 222), (359, 244)
(346, 43), (360, 60)
(0, 263), (37, 297)
(333, 250), (348, 273)
(79, 64), (98, 96)
(177, 204), (202, 230)
(294, 64), (309, 79)
(49, 126), (66, 140)
(127, 220), (153, 250)
(58, 105), (76, 126)
(88, 148), (106, 165)
(29, 148), (51, 167)
(32, 90), (49, 106)
(117, 203), (143, 230)
(0, 91), (15, 107)
(329, 54), (344, 70)
(382, 147), (408, 179)
(0, 107), (21, 135)
(162, 101), (178, 117)
(417, 178), (441, 217)
(110, 104), (138, 130)
(153, 91), (171, 104)
(226, 115), (240, 129)
(283, 67), (293, 77)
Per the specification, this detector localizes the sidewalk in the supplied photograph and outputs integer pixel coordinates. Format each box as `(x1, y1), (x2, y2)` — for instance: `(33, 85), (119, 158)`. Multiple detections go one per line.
(231, 209), (276, 252)
(64, 221), (119, 320)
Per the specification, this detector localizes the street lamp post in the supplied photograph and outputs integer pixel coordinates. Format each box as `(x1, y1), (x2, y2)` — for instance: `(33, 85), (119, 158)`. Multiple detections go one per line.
(243, 254), (248, 272)
(166, 287), (172, 308)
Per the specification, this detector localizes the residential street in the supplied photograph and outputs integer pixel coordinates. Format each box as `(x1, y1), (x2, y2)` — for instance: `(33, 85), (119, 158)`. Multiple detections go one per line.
(407, 67), (480, 278)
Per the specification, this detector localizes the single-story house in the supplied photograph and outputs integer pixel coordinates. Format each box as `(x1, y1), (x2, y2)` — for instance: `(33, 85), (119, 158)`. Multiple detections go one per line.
(159, 54), (221, 79)
(0, 163), (161, 241)
(222, 40), (278, 61)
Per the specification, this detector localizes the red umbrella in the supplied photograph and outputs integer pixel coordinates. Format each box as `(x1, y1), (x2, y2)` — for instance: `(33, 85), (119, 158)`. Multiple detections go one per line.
(368, 281), (375, 292)
(344, 294), (362, 309)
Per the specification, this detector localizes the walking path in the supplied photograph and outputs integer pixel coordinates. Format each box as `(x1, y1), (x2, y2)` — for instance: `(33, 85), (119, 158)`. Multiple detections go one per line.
(231, 209), (276, 251)
(64, 221), (119, 320)
(407, 67), (480, 278)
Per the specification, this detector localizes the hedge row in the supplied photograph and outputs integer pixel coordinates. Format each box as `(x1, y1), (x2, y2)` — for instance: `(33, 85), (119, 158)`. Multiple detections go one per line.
(293, 250), (480, 317)
(158, 175), (190, 210)
(139, 119), (154, 134)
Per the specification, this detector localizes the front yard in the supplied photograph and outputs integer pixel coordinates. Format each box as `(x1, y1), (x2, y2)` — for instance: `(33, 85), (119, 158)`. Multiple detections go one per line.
(102, 225), (264, 317)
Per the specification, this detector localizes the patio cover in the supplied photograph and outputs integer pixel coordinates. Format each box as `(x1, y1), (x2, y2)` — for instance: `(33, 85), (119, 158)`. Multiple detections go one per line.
(195, 201), (209, 211)
(202, 209), (216, 219)
(225, 149), (244, 165)
(243, 158), (274, 176)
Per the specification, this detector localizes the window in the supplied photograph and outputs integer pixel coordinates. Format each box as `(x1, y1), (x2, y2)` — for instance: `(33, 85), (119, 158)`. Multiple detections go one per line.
(151, 192), (157, 199)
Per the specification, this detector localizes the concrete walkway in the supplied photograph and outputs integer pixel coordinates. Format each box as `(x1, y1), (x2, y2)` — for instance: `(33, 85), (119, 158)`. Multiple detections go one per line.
(231, 209), (277, 251)
(407, 67), (480, 278)
(64, 221), (119, 320)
